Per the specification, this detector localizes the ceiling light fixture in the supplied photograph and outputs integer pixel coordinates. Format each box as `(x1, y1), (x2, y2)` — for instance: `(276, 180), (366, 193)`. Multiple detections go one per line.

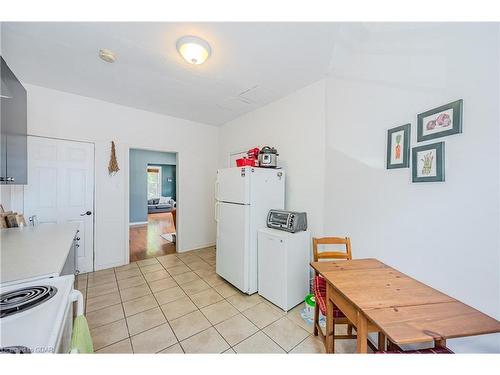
(99, 49), (116, 63)
(176, 36), (211, 65)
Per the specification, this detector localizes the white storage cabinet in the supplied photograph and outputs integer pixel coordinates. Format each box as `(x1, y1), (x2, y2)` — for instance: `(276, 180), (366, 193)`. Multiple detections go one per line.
(257, 228), (310, 311)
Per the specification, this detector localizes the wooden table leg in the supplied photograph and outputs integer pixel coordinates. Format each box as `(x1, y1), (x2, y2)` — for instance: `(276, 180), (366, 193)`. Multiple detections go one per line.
(326, 284), (334, 354)
(356, 311), (368, 353)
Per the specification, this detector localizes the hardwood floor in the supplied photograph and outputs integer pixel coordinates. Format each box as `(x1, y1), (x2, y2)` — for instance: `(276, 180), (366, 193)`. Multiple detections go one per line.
(129, 212), (176, 262)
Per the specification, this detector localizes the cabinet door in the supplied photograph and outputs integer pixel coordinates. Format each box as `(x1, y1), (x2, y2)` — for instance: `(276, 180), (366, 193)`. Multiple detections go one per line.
(1, 57), (27, 185)
(257, 231), (287, 309)
(1, 57), (9, 180)
(0, 128), (6, 181)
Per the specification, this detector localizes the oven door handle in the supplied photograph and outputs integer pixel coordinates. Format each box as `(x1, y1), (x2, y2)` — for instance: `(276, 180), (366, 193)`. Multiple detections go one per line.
(70, 289), (84, 316)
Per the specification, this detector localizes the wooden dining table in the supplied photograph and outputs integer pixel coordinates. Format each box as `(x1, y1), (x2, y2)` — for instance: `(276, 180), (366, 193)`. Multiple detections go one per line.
(310, 258), (500, 353)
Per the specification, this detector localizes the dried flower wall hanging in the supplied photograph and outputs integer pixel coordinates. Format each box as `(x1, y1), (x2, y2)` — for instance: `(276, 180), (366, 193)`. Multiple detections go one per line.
(108, 141), (120, 175)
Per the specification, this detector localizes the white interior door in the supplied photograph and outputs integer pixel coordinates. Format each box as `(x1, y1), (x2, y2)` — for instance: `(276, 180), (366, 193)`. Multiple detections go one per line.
(24, 136), (95, 273)
(216, 202), (249, 292)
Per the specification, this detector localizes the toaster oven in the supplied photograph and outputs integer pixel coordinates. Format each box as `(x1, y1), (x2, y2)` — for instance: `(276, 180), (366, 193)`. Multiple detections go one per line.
(266, 209), (307, 233)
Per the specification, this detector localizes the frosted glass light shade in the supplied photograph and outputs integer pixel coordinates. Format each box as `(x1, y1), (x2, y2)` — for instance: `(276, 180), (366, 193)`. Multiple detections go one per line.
(176, 36), (211, 65)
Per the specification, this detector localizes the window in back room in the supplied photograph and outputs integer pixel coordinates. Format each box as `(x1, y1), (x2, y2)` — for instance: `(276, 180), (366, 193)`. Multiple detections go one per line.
(147, 166), (162, 200)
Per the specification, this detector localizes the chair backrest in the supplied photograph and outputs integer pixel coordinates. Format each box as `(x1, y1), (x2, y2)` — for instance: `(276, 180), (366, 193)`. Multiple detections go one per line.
(312, 237), (352, 262)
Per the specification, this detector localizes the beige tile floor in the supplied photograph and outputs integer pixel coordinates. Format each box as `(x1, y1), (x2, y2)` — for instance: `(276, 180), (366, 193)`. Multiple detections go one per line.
(76, 246), (358, 354)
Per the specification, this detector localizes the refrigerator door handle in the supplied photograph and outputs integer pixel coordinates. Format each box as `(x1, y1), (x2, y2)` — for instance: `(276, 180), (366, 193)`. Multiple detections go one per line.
(215, 202), (220, 238)
(214, 180), (220, 201)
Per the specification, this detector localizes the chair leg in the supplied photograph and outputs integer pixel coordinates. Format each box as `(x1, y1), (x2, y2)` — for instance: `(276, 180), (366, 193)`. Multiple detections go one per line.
(330, 319), (336, 354)
(435, 339), (446, 348)
(378, 332), (386, 351)
(313, 303), (319, 336)
(347, 324), (353, 336)
(386, 340), (398, 351)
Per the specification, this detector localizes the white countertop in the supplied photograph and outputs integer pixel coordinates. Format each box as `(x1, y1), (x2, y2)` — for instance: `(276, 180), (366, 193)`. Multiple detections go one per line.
(0, 222), (79, 284)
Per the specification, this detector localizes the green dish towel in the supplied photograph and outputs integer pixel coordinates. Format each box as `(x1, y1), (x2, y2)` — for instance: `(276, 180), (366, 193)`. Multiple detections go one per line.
(69, 315), (94, 354)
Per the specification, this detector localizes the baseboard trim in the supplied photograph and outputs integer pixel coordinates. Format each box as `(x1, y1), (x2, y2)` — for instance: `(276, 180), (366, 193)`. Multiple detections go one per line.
(129, 221), (147, 226)
(178, 242), (216, 253)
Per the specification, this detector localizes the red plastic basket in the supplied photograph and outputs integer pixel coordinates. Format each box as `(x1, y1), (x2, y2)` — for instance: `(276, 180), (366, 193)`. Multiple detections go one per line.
(236, 158), (255, 167)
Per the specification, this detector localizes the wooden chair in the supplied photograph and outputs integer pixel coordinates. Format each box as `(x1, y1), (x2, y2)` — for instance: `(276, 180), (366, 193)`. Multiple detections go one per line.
(376, 342), (453, 354)
(312, 236), (386, 353)
(376, 338), (453, 354)
(312, 237), (357, 350)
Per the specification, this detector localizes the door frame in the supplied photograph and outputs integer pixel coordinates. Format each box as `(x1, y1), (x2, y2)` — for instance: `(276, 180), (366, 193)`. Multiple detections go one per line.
(25, 135), (96, 271)
(125, 146), (179, 264)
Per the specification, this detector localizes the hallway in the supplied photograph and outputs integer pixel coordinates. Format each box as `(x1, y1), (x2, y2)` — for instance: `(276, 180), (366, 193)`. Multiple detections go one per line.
(130, 212), (176, 262)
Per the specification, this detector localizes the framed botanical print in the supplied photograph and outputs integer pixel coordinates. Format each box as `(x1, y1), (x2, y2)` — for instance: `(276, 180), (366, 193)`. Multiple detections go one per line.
(386, 124), (410, 169)
(417, 99), (463, 142)
(412, 142), (445, 182)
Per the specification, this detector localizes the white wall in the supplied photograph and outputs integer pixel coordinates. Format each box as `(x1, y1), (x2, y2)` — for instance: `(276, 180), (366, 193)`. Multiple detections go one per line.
(218, 80), (326, 237)
(324, 23), (499, 352)
(24, 84), (218, 270)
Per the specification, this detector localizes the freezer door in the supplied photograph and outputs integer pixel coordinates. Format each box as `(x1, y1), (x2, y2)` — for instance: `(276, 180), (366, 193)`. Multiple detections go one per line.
(249, 168), (285, 207)
(216, 202), (250, 292)
(216, 168), (250, 204)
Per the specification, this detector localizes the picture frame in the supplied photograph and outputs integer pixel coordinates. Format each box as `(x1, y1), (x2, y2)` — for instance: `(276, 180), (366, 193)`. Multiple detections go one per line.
(386, 123), (410, 169)
(412, 142), (445, 183)
(417, 99), (463, 142)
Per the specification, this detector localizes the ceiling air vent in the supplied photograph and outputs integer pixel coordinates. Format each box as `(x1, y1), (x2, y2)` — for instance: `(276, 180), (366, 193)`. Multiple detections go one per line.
(217, 96), (252, 111)
(238, 85), (275, 104)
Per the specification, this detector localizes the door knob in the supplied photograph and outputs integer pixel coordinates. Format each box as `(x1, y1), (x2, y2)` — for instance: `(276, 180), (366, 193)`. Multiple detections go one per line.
(80, 211), (92, 216)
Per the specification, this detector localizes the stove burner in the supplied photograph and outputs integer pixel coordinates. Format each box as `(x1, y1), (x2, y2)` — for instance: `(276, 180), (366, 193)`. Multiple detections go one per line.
(0, 346), (31, 354)
(0, 286), (57, 318)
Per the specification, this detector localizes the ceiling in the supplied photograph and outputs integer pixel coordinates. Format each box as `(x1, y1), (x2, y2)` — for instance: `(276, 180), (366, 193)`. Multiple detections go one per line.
(1, 22), (345, 126)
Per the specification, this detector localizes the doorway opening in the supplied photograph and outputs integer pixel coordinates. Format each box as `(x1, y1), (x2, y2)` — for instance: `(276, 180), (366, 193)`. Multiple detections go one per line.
(129, 148), (177, 262)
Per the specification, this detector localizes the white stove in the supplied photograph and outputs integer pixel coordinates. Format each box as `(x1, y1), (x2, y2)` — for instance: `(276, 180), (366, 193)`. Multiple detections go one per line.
(0, 274), (82, 354)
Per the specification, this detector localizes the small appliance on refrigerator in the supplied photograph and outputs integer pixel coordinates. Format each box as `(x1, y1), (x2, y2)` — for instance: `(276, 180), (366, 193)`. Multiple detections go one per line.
(257, 228), (310, 311)
(215, 167), (285, 294)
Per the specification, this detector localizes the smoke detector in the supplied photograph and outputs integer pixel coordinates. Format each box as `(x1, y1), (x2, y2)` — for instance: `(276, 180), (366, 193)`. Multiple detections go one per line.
(99, 49), (116, 63)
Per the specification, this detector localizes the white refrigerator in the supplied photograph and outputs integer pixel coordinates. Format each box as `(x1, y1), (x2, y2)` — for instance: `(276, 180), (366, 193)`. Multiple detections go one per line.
(215, 167), (285, 294)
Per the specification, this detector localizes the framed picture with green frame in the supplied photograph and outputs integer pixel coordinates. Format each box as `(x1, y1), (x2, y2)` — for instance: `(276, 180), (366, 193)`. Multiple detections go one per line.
(386, 123), (411, 169)
(417, 99), (463, 142)
(412, 142), (445, 183)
